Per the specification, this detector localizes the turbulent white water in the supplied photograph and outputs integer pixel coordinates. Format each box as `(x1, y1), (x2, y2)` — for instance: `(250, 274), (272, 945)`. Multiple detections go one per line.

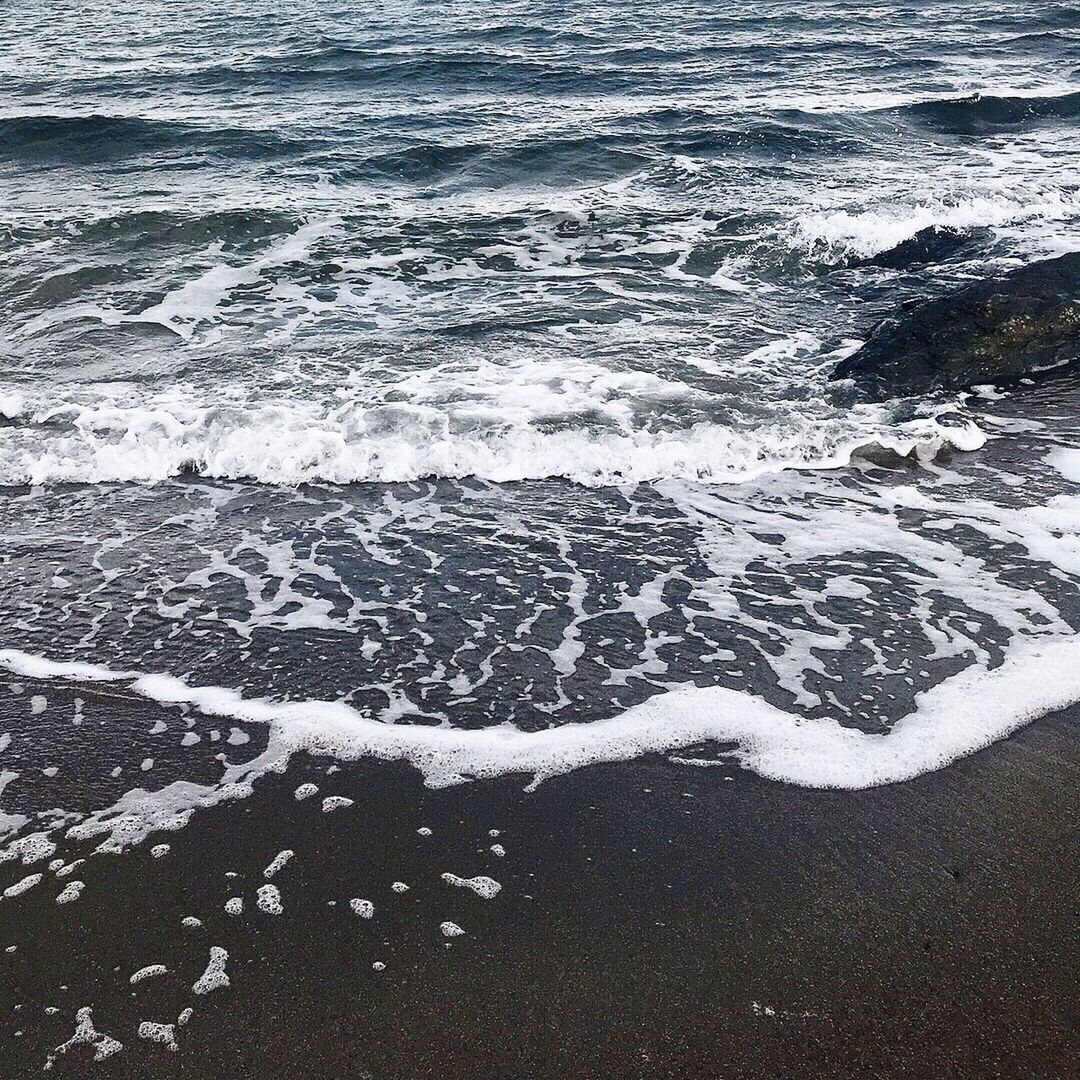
(0, 375), (985, 487)
(2, 413), (1079, 859)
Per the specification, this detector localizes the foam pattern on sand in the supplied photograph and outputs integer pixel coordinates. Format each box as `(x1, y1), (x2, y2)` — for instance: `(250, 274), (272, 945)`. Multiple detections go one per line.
(3, 634), (1080, 855)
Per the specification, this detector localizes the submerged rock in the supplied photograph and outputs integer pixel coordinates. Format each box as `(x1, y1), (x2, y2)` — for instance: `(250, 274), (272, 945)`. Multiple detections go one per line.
(831, 251), (1080, 398)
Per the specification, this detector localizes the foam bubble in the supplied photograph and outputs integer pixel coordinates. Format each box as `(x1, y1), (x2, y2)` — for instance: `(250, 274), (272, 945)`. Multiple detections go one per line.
(321, 796), (353, 813)
(263, 850), (293, 878)
(55, 881), (84, 904)
(256, 883), (282, 915)
(129, 964), (167, 985)
(441, 873), (502, 900)
(3, 873), (42, 898)
(10, 833), (56, 864)
(137, 1021), (177, 1052)
(192, 947), (229, 995)
(45, 1007), (122, 1068)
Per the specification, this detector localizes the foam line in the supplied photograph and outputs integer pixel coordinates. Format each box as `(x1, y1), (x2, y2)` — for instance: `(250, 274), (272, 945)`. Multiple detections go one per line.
(0, 397), (985, 488)
(3, 637), (1079, 808)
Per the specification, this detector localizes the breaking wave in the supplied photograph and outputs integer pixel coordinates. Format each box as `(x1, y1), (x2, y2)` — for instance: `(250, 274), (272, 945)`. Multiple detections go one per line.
(0, 387), (984, 487)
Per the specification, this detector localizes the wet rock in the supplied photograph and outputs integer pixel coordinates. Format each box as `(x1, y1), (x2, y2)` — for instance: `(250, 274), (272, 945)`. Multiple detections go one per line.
(846, 226), (984, 271)
(831, 251), (1080, 397)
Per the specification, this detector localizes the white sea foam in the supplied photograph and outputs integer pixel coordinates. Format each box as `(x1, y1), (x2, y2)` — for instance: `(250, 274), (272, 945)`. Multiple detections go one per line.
(129, 964), (167, 985)
(3, 872), (42, 898)
(45, 1007), (122, 1069)
(10, 832), (56, 864)
(256, 883), (282, 915)
(55, 880), (84, 904)
(263, 849), (293, 878)
(0, 377), (985, 488)
(441, 873), (502, 900)
(795, 187), (1080, 260)
(24, 220), (340, 342)
(192, 947), (229, 994)
(321, 795), (353, 812)
(137, 1020), (178, 1052)
(1048, 447), (1080, 483)
(1, 633), (1079, 857)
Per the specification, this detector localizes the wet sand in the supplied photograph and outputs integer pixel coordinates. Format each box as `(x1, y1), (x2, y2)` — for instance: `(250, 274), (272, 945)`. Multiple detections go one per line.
(2, 703), (1076, 1079)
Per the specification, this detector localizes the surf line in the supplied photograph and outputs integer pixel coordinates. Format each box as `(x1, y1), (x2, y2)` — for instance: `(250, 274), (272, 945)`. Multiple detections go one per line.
(3, 636), (1079, 808)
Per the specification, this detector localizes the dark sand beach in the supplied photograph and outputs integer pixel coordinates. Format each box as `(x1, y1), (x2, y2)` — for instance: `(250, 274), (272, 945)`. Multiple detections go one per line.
(3, 695), (1074, 1079)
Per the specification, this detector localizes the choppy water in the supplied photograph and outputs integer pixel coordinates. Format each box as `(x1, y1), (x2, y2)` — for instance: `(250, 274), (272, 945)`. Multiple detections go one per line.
(1, 3), (1080, 1062)
(3, 0), (1079, 485)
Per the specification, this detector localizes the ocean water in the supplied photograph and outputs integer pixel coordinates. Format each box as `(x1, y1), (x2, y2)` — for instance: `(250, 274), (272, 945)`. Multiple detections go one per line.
(1, 0), (1080, 959)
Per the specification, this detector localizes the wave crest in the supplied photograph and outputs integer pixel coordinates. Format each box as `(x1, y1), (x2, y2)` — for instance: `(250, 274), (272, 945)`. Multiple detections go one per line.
(903, 90), (1080, 134)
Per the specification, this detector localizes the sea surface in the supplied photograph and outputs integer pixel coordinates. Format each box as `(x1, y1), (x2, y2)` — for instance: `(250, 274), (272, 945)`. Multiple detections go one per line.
(1, 0), (1079, 1066)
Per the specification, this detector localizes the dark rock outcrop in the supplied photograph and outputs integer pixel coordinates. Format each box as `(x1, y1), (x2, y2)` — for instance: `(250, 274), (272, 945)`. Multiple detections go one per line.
(846, 226), (984, 271)
(831, 251), (1080, 398)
